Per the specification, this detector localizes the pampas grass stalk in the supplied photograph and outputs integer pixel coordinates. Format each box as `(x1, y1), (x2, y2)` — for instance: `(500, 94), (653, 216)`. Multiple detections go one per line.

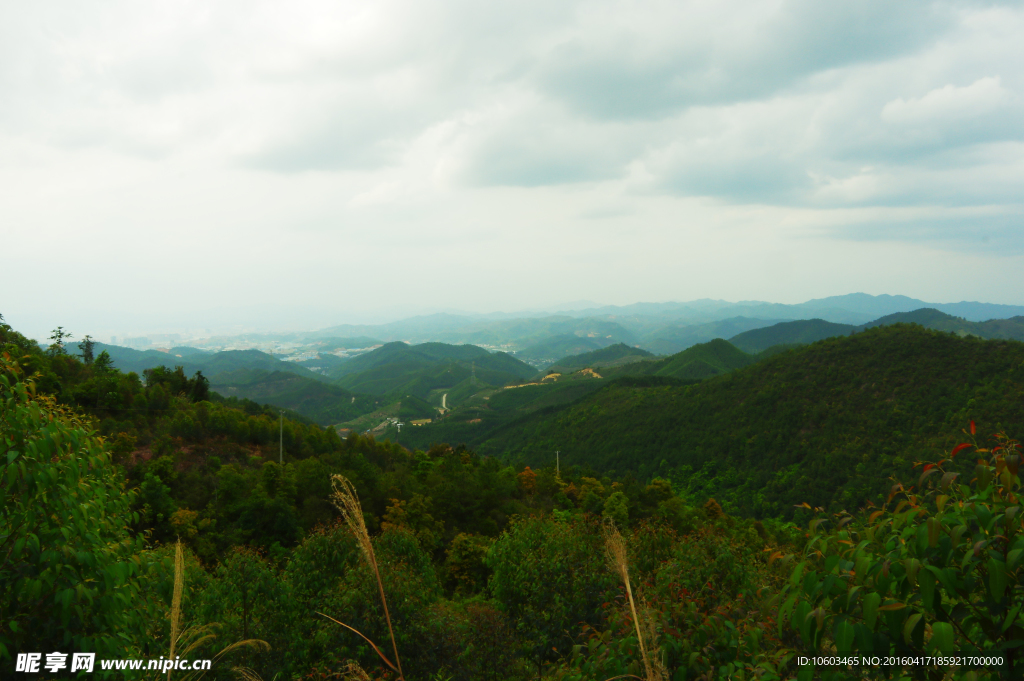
(160, 539), (269, 680)
(330, 474), (404, 680)
(168, 539), (184, 679)
(604, 524), (666, 681)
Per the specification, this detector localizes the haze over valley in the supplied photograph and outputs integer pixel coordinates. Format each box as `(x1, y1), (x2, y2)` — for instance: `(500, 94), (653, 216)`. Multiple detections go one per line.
(31, 291), (1024, 438)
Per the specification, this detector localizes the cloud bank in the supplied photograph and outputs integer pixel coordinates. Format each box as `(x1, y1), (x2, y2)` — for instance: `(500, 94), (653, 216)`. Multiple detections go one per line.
(2, 0), (1022, 338)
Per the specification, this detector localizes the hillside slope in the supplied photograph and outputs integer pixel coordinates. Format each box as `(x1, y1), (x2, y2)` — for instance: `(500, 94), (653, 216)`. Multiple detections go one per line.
(399, 339), (752, 450)
(513, 334), (620, 366)
(728, 309), (1024, 354)
(642, 316), (786, 355)
(330, 341), (535, 399)
(547, 343), (653, 371)
(862, 308), (1024, 340)
(729, 319), (856, 353)
(477, 326), (1024, 518)
(94, 343), (321, 381)
(602, 338), (753, 380)
(209, 369), (380, 425)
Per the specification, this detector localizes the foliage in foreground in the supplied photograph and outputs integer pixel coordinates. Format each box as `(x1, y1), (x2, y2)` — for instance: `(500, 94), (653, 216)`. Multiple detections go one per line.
(776, 426), (1022, 680)
(0, 352), (151, 662)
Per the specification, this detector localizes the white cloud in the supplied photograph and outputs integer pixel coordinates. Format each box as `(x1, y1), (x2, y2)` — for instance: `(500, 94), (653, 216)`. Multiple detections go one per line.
(2, 0), (1024, 338)
(881, 77), (1010, 124)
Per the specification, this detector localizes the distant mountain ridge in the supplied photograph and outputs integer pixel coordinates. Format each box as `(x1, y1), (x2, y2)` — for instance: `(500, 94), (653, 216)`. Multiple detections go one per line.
(308, 314), (638, 348)
(133, 294), (1023, 360)
(532, 307), (1024, 384)
(94, 343), (321, 382)
(642, 316), (786, 355)
(551, 293), (1024, 324)
(728, 309), (1024, 353)
(860, 309), (1024, 339)
(729, 320), (857, 354)
(277, 294), (1024, 356)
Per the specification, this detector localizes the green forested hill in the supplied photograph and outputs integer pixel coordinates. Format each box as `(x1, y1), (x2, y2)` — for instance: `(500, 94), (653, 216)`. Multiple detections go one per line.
(547, 342), (652, 371)
(513, 334), (618, 365)
(728, 308), (1024, 354)
(728, 318), (856, 353)
(862, 308), (1024, 339)
(329, 341), (529, 378)
(330, 341), (535, 400)
(396, 376), (615, 452)
(88, 342), (212, 374)
(397, 339), (754, 450)
(641, 316), (785, 355)
(95, 343), (322, 381)
(210, 369), (381, 425)
(326, 341), (442, 378)
(477, 326), (1024, 517)
(602, 338), (753, 380)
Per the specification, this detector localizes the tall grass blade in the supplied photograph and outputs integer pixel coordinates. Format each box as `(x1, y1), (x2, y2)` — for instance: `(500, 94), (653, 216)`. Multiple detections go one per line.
(316, 612), (399, 673)
(168, 539), (184, 680)
(156, 541), (270, 681)
(604, 524), (666, 681)
(330, 474), (404, 680)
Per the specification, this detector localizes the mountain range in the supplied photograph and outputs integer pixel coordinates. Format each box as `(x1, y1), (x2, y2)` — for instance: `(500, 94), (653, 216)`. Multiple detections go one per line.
(169, 293), (1024, 357)
(88, 303), (1024, 430)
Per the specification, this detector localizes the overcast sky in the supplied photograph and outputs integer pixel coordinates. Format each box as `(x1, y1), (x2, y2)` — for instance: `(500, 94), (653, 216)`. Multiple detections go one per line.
(3, 0), (1023, 340)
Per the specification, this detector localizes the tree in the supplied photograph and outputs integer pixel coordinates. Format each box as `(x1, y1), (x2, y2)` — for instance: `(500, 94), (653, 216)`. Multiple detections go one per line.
(93, 350), (115, 373)
(47, 326), (71, 356)
(78, 335), (95, 364)
(144, 365), (210, 403)
(190, 369), (210, 402)
(0, 352), (151, 662)
(487, 517), (614, 668)
(517, 466), (537, 496)
(602, 491), (629, 527)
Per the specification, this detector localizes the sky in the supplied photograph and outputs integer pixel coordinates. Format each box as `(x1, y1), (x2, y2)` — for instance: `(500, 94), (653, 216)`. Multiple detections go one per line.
(3, 0), (1023, 340)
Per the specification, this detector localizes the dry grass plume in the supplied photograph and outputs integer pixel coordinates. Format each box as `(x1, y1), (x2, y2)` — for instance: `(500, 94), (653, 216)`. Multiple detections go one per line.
(160, 539), (270, 681)
(604, 524), (667, 681)
(168, 540), (185, 678)
(329, 474), (404, 679)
